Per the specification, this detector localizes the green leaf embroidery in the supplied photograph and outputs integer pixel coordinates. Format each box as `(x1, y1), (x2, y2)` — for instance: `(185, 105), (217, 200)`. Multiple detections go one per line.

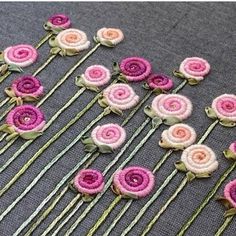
(219, 119), (236, 127)
(186, 172), (196, 182)
(118, 74), (128, 83)
(123, 192), (139, 199)
(0, 124), (14, 133)
(20, 131), (43, 140)
(98, 145), (113, 154)
(6, 132), (19, 141)
(103, 107), (112, 116)
(144, 105), (156, 118)
(81, 137), (94, 145)
(4, 87), (15, 97)
(86, 85), (100, 93)
(163, 117), (181, 126)
(187, 78), (200, 86)
(93, 36), (99, 43)
(0, 64), (9, 75)
(23, 96), (39, 102)
(152, 88), (163, 95)
(50, 47), (61, 55)
(64, 48), (79, 56)
(152, 116), (163, 129)
(68, 182), (78, 193)
(8, 64), (23, 73)
(49, 36), (58, 47)
(175, 161), (188, 172)
(0, 51), (5, 62)
(110, 106), (123, 116)
(195, 173), (211, 179)
(84, 143), (97, 153)
(112, 62), (120, 73)
(216, 196), (232, 209)
(142, 83), (150, 90)
(173, 69), (185, 79)
(82, 194), (94, 202)
(224, 208), (236, 218)
(223, 149), (236, 160)
(100, 40), (115, 47)
(205, 107), (218, 119)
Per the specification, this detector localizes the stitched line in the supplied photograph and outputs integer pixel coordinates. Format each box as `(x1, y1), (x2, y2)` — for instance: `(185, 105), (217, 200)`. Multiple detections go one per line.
(215, 215), (234, 236)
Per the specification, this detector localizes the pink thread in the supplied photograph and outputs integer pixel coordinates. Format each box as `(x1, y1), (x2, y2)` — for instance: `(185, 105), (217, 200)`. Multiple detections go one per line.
(74, 169), (104, 195)
(229, 141), (236, 154)
(6, 105), (45, 134)
(179, 57), (210, 80)
(181, 144), (218, 174)
(224, 179), (236, 208)
(160, 124), (197, 149)
(113, 166), (155, 198)
(4, 44), (38, 68)
(212, 94), (236, 122)
(97, 28), (124, 45)
(56, 28), (90, 52)
(119, 57), (152, 82)
(103, 84), (139, 110)
(48, 14), (71, 29)
(91, 123), (126, 150)
(11, 75), (43, 98)
(147, 73), (173, 91)
(151, 94), (192, 121)
(82, 65), (111, 87)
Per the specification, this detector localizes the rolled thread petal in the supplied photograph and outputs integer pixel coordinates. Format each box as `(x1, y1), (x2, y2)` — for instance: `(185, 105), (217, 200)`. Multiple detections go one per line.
(97, 28), (124, 45)
(48, 14), (71, 29)
(147, 73), (174, 91)
(224, 179), (236, 208)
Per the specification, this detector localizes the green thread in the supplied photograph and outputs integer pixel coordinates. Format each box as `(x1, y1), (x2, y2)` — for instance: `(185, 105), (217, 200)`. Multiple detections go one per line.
(87, 195), (122, 236)
(172, 79), (188, 94)
(25, 152), (99, 236)
(177, 162), (236, 236)
(35, 32), (54, 49)
(0, 97), (9, 108)
(0, 87), (87, 175)
(0, 133), (7, 142)
(153, 149), (174, 173)
(141, 176), (188, 236)
(215, 215), (234, 236)
(13, 152), (94, 236)
(0, 108), (104, 198)
(0, 71), (11, 84)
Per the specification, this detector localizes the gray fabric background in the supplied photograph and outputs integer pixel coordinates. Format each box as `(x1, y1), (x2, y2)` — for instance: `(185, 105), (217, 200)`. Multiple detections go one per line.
(0, 2), (235, 236)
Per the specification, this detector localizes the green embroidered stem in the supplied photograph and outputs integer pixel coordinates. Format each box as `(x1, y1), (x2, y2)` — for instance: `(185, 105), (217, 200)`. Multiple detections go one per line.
(12, 152), (94, 236)
(25, 152), (99, 236)
(121, 170), (179, 236)
(0, 133), (7, 142)
(177, 162), (236, 236)
(0, 107), (104, 197)
(122, 90), (153, 126)
(0, 88), (87, 174)
(172, 80), (188, 94)
(87, 195), (123, 236)
(0, 97), (9, 108)
(215, 215), (234, 236)
(0, 103), (14, 122)
(32, 53), (58, 76)
(103, 200), (133, 236)
(35, 32), (54, 49)
(197, 120), (219, 144)
(141, 176), (188, 236)
(0, 71), (11, 84)
(153, 149), (174, 173)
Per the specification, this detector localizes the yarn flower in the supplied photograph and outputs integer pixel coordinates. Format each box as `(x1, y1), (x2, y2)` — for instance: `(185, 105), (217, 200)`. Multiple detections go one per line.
(207, 94), (236, 127)
(223, 141), (236, 160)
(82, 123), (126, 153)
(112, 166), (155, 199)
(96, 28), (124, 47)
(113, 57), (151, 82)
(0, 105), (45, 140)
(44, 14), (71, 32)
(75, 65), (111, 92)
(159, 124), (197, 150)
(73, 169), (104, 198)
(0, 44), (38, 74)
(217, 179), (236, 217)
(177, 144), (218, 177)
(174, 57), (210, 84)
(145, 73), (174, 91)
(145, 94), (192, 125)
(49, 28), (90, 56)
(99, 83), (139, 115)
(5, 75), (43, 105)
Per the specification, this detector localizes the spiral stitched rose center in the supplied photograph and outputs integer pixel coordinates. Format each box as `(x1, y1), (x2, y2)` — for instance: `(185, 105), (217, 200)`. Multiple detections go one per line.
(65, 34), (81, 43)
(192, 151), (209, 163)
(89, 69), (103, 78)
(164, 100), (181, 111)
(188, 62), (206, 72)
(221, 101), (235, 112)
(102, 30), (119, 39)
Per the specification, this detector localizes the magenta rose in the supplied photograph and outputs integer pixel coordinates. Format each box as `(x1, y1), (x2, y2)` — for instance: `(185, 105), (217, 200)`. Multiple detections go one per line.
(47, 14), (71, 29)
(224, 179), (236, 208)
(147, 73), (173, 91)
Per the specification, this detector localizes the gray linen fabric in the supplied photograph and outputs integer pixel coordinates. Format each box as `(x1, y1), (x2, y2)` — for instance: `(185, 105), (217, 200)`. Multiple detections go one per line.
(0, 2), (235, 236)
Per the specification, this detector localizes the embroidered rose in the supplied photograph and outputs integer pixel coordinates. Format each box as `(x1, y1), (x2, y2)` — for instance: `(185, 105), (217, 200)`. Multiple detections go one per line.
(179, 57), (210, 81)
(211, 94), (236, 122)
(3, 105), (46, 140)
(147, 74), (173, 91)
(224, 179), (236, 208)
(151, 94), (192, 121)
(119, 57), (152, 82)
(96, 28), (124, 46)
(47, 14), (71, 29)
(51, 28), (90, 55)
(3, 44), (38, 68)
(74, 169), (104, 195)
(80, 65), (111, 87)
(181, 144), (218, 174)
(159, 124), (197, 150)
(102, 84), (139, 110)
(113, 166), (155, 198)
(229, 141), (236, 154)
(5, 75), (43, 104)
